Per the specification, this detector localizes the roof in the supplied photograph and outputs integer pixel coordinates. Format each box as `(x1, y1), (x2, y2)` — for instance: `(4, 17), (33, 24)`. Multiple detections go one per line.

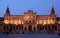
(57, 17), (60, 21)
(0, 17), (4, 21)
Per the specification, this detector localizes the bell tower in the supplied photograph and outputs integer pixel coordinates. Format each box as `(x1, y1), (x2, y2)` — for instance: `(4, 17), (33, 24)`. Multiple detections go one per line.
(50, 6), (56, 24)
(50, 6), (55, 16)
(4, 6), (10, 24)
(5, 6), (10, 16)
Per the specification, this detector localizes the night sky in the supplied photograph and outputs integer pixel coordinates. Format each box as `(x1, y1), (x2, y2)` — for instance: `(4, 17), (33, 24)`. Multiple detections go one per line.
(0, 0), (60, 17)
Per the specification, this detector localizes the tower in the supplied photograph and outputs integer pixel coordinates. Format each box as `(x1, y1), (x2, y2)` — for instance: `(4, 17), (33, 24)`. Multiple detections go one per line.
(50, 6), (55, 16)
(50, 6), (56, 23)
(5, 6), (10, 16)
(4, 6), (10, 24)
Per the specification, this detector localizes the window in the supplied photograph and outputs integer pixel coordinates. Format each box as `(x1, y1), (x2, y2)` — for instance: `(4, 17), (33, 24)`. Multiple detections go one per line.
(33, 20), (35, 23)
(29, 21), (31, 23)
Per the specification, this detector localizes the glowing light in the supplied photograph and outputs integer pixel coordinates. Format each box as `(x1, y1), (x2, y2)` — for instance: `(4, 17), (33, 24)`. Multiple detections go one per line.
(58, 21), (60, 24)
(48, 20), (51, 24)
(4, 20), (9, 24)
(51, 20), (55, 24)
(10, 20), (13, 24)
(39, 20), (42, 24)
(43, 20), (46, 25)
(14, 20), (18, 25)
(37, 21), (38, 24)
(22, 22), (24, 24)
(18, 20), (21, 24)
(24, 15), (30, 20)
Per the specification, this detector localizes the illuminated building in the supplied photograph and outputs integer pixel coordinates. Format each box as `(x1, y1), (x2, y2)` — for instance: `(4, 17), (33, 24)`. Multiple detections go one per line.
(0, 6), (60, 33)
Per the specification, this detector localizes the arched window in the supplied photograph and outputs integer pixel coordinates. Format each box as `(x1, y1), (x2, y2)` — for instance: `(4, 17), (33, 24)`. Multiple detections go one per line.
(29, 21), (31, 23)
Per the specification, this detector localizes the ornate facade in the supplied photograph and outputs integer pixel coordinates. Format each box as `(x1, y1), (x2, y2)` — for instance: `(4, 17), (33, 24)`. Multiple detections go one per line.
(2, 6), (60, 32)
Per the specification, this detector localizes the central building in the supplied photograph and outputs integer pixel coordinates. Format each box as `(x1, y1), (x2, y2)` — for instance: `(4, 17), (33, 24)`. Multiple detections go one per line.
(4, 7), (57, 31)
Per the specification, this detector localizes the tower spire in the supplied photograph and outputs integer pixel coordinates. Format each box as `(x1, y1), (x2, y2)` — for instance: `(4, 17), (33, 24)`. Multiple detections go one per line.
(51, 6), (55, 15)
(5, 6), (10, 15)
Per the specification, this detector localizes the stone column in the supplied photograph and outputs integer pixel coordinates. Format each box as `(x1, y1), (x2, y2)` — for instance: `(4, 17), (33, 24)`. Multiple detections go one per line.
(59, 25), (60, 32)
(50, 25), (52, 31)
(57, 25), (58, 32)
(11, 26), (13, 32)
(27, 26), (28, 31)
(32, 26), (34, 31)
(23, 26), (25, 31)
(43, 26), (45, 31)
(36, 25), (38, 31)
(36, 26), (37, 31)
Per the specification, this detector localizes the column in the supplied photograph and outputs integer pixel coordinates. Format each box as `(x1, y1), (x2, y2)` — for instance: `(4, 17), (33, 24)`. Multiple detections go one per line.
(50, 25), (52, 31)
(44, 26), (45, 32)
(57, 25), (58, 32)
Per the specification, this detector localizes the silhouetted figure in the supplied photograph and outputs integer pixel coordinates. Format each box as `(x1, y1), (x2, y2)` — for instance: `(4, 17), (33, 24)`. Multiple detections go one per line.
(58, 33), (60, 36)
(22, 31), (24, 34)
(6, 31), (9, 35)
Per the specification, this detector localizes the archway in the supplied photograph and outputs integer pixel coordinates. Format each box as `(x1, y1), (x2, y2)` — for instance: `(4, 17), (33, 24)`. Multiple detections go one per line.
(24, 27), (27, 31)
(34, 27), (36, 31)
(28, 25), (32, 31)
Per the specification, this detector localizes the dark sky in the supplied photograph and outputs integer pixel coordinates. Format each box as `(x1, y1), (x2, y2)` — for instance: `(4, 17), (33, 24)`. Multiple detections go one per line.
(0, 0), (60, 17)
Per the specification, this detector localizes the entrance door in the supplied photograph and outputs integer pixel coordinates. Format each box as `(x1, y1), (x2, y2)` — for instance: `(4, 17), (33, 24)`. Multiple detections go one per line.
(28, 25), (32, 31)
(34, 27), (36, 31)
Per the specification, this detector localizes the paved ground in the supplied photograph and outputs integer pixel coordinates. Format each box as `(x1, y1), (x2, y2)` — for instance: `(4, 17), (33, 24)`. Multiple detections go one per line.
(0, 33), (60, 38)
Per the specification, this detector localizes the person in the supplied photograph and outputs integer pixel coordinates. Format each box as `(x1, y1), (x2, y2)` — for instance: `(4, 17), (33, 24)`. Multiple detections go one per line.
(22, 31), (24, 34)
(6, 31), (9, 35)
(58, 32), (60, 36)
